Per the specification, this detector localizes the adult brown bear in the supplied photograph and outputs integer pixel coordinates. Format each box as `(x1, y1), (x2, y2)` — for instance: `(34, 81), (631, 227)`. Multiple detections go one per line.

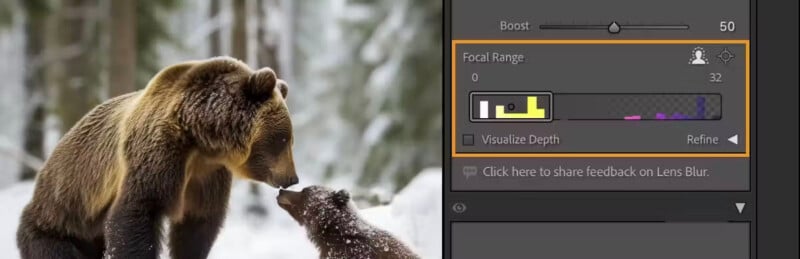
(16, 57), (298, 259)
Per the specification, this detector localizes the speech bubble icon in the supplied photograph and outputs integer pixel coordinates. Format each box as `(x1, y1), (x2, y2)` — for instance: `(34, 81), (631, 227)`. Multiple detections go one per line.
(463, 166), (478, 179)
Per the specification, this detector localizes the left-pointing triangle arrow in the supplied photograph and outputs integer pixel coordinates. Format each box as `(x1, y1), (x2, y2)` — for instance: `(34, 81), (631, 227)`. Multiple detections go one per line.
(728, 135), (739, 145)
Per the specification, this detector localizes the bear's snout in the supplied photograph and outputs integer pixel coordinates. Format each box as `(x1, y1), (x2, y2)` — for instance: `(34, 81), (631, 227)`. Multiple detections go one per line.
(281, 175), (299, 188)
(271, 172), (298, 189)
(269, 153), (298, 188)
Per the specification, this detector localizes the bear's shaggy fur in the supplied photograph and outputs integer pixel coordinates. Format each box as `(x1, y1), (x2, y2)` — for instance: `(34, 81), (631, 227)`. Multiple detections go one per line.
(17, 57), (297, 259)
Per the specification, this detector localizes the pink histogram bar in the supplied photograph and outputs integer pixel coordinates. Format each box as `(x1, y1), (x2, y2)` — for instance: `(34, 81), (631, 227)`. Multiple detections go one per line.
(624, 96), (708, 121)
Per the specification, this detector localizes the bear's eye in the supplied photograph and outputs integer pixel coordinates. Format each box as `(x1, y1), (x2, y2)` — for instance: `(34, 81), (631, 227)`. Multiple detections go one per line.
(281, 138), (287, 143)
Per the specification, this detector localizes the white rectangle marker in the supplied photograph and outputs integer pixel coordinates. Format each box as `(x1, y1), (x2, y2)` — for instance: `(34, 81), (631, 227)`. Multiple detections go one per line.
(479, 101), (489, 118)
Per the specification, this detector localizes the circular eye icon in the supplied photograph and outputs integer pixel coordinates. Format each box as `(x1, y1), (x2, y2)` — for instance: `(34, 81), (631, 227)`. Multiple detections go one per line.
(452, 202), (468, 214)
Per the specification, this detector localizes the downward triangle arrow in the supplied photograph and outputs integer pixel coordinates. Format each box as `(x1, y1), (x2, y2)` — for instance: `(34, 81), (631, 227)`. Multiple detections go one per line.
(728, 135), (739, 145)
(735, 203), (745, 214)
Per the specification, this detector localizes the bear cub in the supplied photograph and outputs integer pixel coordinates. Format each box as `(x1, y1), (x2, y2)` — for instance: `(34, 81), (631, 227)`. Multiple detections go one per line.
(278, 186), (419, 259)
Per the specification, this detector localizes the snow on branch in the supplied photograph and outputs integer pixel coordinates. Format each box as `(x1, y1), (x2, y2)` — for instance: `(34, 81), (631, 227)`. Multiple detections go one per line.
(0, 136), (44, 171)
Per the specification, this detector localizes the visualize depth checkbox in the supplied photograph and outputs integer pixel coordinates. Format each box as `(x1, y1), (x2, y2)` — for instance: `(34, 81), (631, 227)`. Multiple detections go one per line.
(463, 134), (474, 146)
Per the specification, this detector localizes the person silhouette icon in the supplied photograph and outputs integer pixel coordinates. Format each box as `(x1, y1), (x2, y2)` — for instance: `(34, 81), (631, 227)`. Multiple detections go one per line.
(690, 47), (708, 65)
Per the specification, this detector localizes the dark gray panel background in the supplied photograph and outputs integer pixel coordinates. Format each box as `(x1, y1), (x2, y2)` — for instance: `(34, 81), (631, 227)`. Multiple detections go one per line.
(453, 0), (749, 39)
(456, 44), (747, 153)
(452, 222), (749, 259)
(444, 0), (770, 258)
(452, 158), (748, 191)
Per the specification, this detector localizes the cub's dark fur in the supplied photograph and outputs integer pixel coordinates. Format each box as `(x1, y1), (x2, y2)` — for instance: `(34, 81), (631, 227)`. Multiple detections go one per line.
(278, 186), (420, 259)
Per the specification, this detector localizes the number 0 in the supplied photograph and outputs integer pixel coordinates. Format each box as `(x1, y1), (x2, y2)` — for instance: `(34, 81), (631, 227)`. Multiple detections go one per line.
(471, 73), (479, 82)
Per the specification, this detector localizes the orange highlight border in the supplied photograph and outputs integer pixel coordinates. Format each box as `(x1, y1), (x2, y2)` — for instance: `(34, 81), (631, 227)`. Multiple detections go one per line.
(451, 39), (750, 158)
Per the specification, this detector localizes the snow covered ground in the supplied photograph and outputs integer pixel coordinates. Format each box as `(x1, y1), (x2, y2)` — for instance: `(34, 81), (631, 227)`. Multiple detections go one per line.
(0, 168), (442, 258)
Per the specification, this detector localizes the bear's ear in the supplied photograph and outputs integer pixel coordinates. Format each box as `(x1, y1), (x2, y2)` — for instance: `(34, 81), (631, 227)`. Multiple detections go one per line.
(333, 189), (350, 206)
(149, 61), (199, 87)
(277, 79), (288, 100)
(244, 67), (277, 100)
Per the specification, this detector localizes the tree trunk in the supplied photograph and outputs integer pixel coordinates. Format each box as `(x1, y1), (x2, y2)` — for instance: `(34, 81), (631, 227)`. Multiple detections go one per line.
(55, 0), (101, 133)
(110, 0), (137, 96)
(255, 0), (279, 71)
(231, 0), (247, 61)
(209, 0), (221, 56)
(20, 0), (49, 180)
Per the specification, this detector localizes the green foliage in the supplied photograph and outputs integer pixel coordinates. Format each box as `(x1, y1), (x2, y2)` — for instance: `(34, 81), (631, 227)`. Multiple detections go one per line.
(0, 0), (51, 28)
(356, 0), (443, 191)
(21, 0), (49, 19)
(136, 0), (183, 87)
(0, 8), (11, 27)
(0, 0), (17, 27)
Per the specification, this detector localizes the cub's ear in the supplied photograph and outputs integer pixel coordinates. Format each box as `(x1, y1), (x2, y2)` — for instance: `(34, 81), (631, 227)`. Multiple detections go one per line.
(333, 189), (350, 206)
(245, 67), (277, 100)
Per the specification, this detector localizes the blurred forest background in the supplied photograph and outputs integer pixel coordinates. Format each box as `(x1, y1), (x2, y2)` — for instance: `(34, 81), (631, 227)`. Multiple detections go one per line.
(0, 0), (441, 206)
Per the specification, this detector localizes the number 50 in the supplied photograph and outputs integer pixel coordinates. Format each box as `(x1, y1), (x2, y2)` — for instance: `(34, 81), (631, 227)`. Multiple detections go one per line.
(720, 21), (735, 32)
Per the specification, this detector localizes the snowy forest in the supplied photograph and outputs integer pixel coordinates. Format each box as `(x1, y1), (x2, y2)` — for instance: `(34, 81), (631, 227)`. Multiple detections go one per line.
(0, 0), (442, 257)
